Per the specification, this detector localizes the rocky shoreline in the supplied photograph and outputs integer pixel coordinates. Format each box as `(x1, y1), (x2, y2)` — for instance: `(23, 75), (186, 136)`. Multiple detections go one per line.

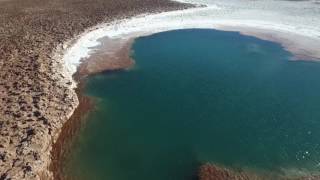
(0, 0), (191, 179)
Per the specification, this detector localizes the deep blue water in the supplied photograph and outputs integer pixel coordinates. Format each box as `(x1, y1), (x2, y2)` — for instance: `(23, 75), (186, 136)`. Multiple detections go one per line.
(65, 29), (320, 179)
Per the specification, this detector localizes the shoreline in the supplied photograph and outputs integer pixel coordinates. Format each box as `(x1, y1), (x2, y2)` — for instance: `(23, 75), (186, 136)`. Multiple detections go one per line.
(50, 76), (94, 180)
(62, 2), (320, 77)
(50, 34), (137, 180)
(57, 1), (320, 179)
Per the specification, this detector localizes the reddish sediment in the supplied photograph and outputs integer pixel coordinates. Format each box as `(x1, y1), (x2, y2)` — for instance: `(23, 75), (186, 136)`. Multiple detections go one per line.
(199, 163), (263, 180)
(50, 78), (94, 180)
(198, 163), (320, 180)
(77, 38), (136, 76)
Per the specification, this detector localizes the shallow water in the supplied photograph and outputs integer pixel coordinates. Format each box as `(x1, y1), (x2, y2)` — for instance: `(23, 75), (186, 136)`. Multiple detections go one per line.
(65, 29), (320, 179)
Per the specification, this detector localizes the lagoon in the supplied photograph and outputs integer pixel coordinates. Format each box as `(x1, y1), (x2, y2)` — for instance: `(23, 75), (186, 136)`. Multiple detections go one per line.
(64, 29), (320, 179)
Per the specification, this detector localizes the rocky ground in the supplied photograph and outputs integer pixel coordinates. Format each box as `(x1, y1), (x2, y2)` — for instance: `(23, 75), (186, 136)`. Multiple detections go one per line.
(0, 0), (191, 179)
(198, 163), (320, 180)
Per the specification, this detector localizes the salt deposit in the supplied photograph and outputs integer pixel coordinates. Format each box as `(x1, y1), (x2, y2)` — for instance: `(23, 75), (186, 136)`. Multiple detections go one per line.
(63, 0), (320, 80)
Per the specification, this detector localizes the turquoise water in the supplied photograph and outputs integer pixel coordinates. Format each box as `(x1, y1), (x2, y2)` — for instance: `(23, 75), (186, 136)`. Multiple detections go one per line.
(65, 29), (320, 179)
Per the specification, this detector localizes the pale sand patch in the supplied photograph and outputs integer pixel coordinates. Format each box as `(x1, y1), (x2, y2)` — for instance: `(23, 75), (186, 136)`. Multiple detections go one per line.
(213, 25), (320, 61)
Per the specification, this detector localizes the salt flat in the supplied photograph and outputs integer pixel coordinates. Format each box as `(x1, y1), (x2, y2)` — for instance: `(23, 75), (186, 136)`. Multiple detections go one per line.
(63, 0), (320, 76)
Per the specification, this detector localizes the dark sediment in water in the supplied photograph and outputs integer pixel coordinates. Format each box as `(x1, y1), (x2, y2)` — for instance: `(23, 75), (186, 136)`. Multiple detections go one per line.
(199, 164), (262, 180)
(198, 163), (320, 180)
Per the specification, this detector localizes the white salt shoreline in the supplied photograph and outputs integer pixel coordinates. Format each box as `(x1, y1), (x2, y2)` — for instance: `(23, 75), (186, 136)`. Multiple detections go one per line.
(62, 0), (320, 80)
